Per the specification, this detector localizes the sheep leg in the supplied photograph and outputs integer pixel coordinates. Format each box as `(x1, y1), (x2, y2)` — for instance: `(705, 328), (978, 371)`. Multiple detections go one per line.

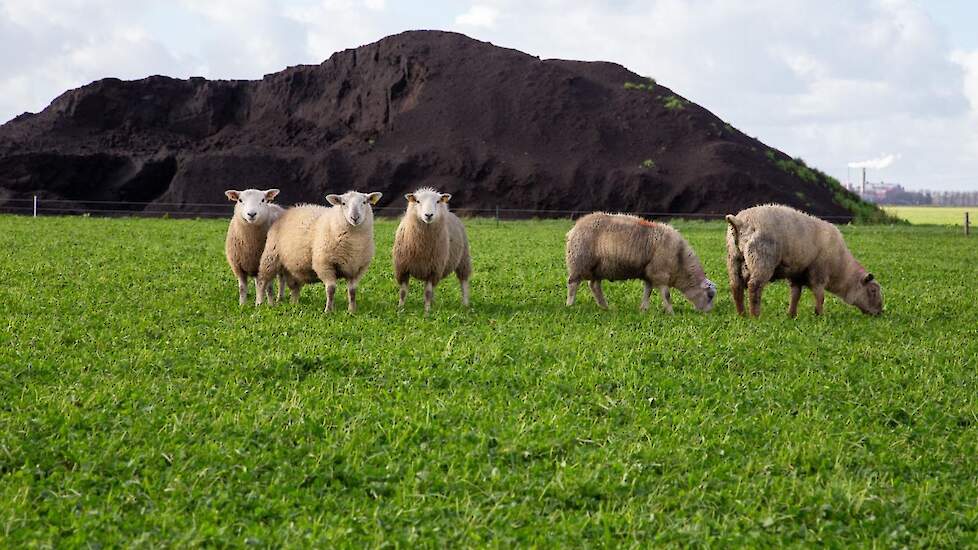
(264, 277), (276, 305)
(424, 281), (435, 314)
(588, 280), (609, 310)
(236, 273), (248, 306)
(398, 281), (409, 308)
(748, 280), (766, 317)
(727, 254), (747, 316)
(255, 277), (269, 306)
(347, 277), (360, 314)
(256, 250), (280, 307)
(640, 281), (653, 312)
(288, 277), (302, 304)
(460, 279), (471, 307)
(731, 284), (746, 316)
(277, 273), (286, 303)
(324, 282), (337, 313)
(659, 286), (673, 315)
(566, 277), (581, 307)
(788, 283), (802, 318)
(813, 285), (826, 315)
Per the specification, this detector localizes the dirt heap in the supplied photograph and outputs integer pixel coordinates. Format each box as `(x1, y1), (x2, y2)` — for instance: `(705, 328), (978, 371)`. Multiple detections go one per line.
(0, 30), (880, 220)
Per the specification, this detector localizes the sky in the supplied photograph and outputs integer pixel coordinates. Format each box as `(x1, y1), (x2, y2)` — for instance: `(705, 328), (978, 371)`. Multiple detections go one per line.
(1, 0), (976, 191)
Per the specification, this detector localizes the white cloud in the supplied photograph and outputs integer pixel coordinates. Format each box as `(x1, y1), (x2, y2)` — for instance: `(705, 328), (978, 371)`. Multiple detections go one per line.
(455, 5), (499, 28)
(951, 49), (978, 116)
(849, 154), (900, 169)
(444, 0), (977, 189)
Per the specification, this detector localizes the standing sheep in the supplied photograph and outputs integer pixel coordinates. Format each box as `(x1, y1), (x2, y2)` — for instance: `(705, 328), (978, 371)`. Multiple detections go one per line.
(224, 188), (285, 305)
(256, 190), (382, 312)
(725, 204), (883, 317)
(565, 213), (717, 313)
(392, 187), (472, 313)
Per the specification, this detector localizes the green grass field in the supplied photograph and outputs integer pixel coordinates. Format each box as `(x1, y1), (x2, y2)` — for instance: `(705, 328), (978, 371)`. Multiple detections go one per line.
(884, 206), (974, 226)
(1, 215), (977, 546)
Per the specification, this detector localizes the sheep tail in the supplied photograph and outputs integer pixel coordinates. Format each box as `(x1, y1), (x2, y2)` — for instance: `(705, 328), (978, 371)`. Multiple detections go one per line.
(725, 214), (746, 245)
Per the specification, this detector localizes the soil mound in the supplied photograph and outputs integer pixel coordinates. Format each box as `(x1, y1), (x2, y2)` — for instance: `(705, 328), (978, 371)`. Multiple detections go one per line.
(0, 30), (877, 220)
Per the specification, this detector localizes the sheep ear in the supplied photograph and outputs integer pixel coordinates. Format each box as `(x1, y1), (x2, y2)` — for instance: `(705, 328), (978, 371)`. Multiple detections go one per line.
(225, 190), (240, 201)
(264, 189), (280, 201)
(405, 193), (417, 203)
(325, 194), (343, 206)
(862, 272), (875, 284)
(367, 192), (382, 205)
(439, 193), (452, 204)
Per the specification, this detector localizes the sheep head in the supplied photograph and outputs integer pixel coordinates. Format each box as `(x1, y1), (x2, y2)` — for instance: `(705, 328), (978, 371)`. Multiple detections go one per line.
(682, 278), (717, 312)
(848, 272), (883, 316)
(225, 188), (279, 225)
(326, 191), (382, 227)
(405, 187), (451, 225)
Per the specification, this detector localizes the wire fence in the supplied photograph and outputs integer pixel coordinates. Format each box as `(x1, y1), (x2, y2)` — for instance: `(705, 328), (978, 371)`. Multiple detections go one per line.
(0, 196), (862, 222)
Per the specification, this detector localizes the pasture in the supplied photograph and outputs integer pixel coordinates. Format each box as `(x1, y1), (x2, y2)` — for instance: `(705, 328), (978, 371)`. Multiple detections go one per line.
(1, 215), (977, 547)
(884, 206), (974, 226)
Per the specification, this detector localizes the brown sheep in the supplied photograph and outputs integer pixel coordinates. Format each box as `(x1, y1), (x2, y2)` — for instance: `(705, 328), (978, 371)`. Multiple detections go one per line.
(392, 187), (472, 313)
(224, 188), (284, 305)
(565, 212), (716, 313)
(725, 204), (883, 317)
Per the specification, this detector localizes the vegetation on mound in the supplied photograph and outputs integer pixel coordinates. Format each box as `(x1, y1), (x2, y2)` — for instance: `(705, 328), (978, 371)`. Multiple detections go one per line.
(623, 77), (657, 91)
(661, 95), (688, 111)
(765, 150), (903, 224)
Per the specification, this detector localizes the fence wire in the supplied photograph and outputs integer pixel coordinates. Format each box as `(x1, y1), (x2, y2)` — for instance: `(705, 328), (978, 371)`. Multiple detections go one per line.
(0, 197), (860, 222)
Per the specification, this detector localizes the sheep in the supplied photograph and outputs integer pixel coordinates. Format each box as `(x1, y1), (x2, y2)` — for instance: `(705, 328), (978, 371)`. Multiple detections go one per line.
(392, 187), (472, 313)
(256, 190), (382, 312)
(565, 212), (716, 313)
(725, 204), (883, 317)
(224, 188), (285, 305)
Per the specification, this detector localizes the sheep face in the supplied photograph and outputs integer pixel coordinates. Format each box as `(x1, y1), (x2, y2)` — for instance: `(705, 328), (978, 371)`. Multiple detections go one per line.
(326, 191), (383, 227)
(405, 189), (451, 224)
(225, 188), (280, 225)
(850, 273), (883, 316)
(682, 278), (717, 312)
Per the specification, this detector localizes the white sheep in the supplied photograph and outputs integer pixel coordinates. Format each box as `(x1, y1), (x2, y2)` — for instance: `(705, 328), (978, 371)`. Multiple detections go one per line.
(565, 212), (716, 313)
(725, 204), (883, 317)
(224, 188), (285, 305)
(392, 187), (472, 313)
(256, 190), (382, 312)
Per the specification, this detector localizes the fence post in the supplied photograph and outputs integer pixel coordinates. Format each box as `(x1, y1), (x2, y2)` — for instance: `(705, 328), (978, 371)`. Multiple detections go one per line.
(966, 212), (970, 236)
(33, 195), (37, 218)
(495, 205), (499, 226)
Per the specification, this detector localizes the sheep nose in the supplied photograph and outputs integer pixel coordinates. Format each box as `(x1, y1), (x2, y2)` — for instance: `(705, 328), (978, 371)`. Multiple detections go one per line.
(424, 213), (433, 221)
(246, 211), (257, 219)
(351, 214), (360, 223)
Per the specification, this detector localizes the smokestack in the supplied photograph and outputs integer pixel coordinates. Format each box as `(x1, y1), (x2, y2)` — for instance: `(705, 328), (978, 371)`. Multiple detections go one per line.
(861, 167), (866, 195)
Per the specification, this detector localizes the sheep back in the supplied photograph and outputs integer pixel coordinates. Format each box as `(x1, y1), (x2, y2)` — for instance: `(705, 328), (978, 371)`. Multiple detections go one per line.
(566, 212), (700, 287)
(727, 204), (849, 279)
(311, 206), (376, 281)
(262, 204), (329, 284)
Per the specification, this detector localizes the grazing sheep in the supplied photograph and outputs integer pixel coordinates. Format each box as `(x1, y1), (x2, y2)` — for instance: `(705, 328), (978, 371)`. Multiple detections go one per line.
(392, 187), (472, 313)
(565, 212), (716, 313)
(725, 204), (883, 317)
(256, 191), (382, 312)
(224, 188), (285, 305)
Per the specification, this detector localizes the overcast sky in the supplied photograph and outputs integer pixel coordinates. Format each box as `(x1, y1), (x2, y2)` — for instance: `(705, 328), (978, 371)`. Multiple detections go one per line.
(2, 0), (976, 190)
